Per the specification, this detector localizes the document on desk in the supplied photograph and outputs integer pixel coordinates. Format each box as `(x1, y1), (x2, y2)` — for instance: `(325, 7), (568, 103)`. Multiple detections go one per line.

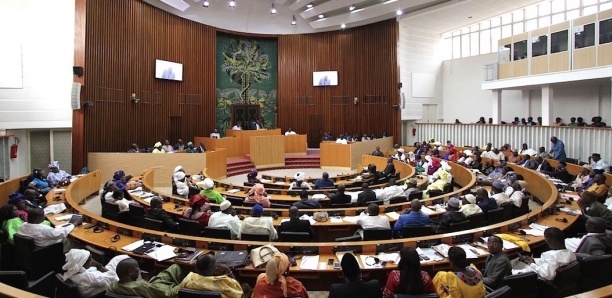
(226, 189), (240, 194)
(560, 207), (581, 215)
(329, 217), (343, 224)
(299, 255), (319, 270)
(129, 187), (143, 193)
(342, 216), (359, 224)
(45, 203), (67, 215)
(312, 194), (326, 200)
(147, 245), (177, 262)
(481, 237), (519, 250)
(143, 197), (154, 203)
(457, 244), (488, 259)
(122, 240), (145, 252)
(420, 206), (434, 215)
(416, 247), (444, 262)
(385, 211), (400, 220)
(259, 179), (271, 183)
(54, 214), (73, 221)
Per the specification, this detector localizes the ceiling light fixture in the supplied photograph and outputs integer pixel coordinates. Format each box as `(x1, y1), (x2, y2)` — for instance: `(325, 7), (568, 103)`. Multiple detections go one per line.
(292, 15), (297, 25)
(203, 1), (209, 7)
(229, 0), (235, 8)
(396, 9), (403, 16)
(318, 14), (324, 19)
(271, 4), (277, 14)
(306, 3), (313, 8)
(341, 23), (346, 29)
(349, 4), (355, 11)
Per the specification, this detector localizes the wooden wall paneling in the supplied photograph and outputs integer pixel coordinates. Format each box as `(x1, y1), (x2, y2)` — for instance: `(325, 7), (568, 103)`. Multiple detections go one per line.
(72, 0), (86, 172)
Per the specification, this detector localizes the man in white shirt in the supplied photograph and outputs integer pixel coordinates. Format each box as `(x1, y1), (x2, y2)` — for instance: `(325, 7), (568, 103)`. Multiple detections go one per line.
(210, 129), (221, 139)
(208, 201), (242, 239)
(17, 208), (79, 250)
(504, 181), (525, 208)
(521, 227), (576, 281)
(489, 148), (506, 161)
(491, 180), (511, 206)
(565, 217), (612, 256)
(239, 204), (277, 240)
(459, 194), (483, 216)
(356, 204), (390, 239)
(284, 128), (296, 135)
(375, 178), (406, 204)
(589, 153), (610, 173)
(62, 249), (129, 297)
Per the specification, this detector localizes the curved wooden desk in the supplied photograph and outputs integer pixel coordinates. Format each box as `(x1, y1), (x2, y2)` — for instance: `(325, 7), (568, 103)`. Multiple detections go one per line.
(0, 175), (28, 207)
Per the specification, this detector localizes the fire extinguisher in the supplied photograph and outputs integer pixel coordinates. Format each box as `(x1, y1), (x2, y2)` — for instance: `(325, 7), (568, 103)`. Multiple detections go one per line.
(411, 125), (416, 136)
(10, 138), (19, 159)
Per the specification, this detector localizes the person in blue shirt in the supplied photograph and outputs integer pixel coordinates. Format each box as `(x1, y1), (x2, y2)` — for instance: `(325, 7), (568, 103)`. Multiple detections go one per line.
(393, 199), (431, 237)
(475, 188), (498, 214)
(28, 168), (52, 195)
(549, 136), (567, 162)
(313, 172), (334, 189)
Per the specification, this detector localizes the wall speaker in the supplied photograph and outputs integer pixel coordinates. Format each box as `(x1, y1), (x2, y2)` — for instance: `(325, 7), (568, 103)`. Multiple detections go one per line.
(398, 82), (402, 89)
(73, 66), (83, 77)
(71, 82), (82, 110)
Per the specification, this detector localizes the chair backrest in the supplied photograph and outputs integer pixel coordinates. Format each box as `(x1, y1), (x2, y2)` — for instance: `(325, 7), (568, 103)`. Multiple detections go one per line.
(178, 288), (222, 298)
(0, 271), (28, 291)
(204, 227), (232, 239)
(428, 189), (445, 198)
(331, 203), (353, 208)
(394, 293), (439, 298)
(240, 232), (270, 241)
(225, 196), (244, 206)
(105, 292), (142, 298)
(487, 208), (506, 224)
(279, 231), (312, 242)
(504, 270), (537, 298)
(486, 285), (512, 298)
(408, 190), (423, 200)
(389, 196), (407, 204)
(363, 228), (392, 241)
(102, 201), (120, 221)
(467, 212), (486, 229)
(55, 272), (80, 297)
(335, 235), (362, 242)
(178, 218), (203, 236)
(553, 261), (581, 296)
(370, 200), (385, 206)
(242, 201), (257, 207)
(447, 220), (471, 233)
(578, 254), (612, 292)
(401, 225), (435, 238)
(243, 182), (255, 187)
(143, 217), (164, 231)
(270, 203), (291, 209)
(129, 204), (146, 218)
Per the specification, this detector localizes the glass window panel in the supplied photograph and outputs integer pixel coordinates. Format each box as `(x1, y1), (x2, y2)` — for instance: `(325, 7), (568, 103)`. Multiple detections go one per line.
(600, 18), (612, 45)
(443, 37), (453, 60)
(551, 0), (565, 13)
(452, 36), (461, 59)
(526, 19), (538, 31)
(583, 0), (597, 5)
(551, 30), (569, 53)
(514, 10), (524, 22)
(471, 25), (480, 32)
(502, 25), (512, 38)
(491, 17), (501, 27)
(499, 44), (511, 63)
(513, 40), (527, 60)
(513, 22), (524, 34)
(481, 29), (491, 54)
(539, 1), (551, 16)
(566, 0), (579, 10)
(462, 27), (470, 34)
(453, 30), (461, 36)
(461, 34), (470, 57)
(575, 23), (595, 48)
(566, 9), (580, 20)
(470, 33), (479, 56)
(532, 35), (548, 57)
(552, 13), (565, 24)
(480, 20), (490, 29)
(502, 13), (512, 25)
(539, 16), (551, 27)
(442, 32), (452, 39)
(583, 5), (597, 16)
(491, 27), (501, 53)
(525, 5), (538, 19)
(602, 2), (612, 11)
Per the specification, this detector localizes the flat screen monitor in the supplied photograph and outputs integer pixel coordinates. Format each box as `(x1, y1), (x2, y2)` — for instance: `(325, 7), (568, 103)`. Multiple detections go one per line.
(155, 59), (183, 81)
(313, 71), (338, 86)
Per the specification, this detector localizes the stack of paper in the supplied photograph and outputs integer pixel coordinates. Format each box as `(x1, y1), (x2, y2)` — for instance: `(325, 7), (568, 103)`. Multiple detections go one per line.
(312, 194), (326, 200)
(377, 252), (400, 263)
(45, 203), (67, 215)
(420, 206), (434, 215)
(329, 217), (343, 224)
(299, 214), (316, 225)
(122, 240), (145, 252)
(299, 255), (319, 270)
(432, 243), (452, 258)
(416, 247), (444, 262)
(481, 237), (519, 250)
(385, 212), (400, 220)
(227, 189), (240, 193)
(147, 245), (177, 261)
(342, 216), (359, 224)
(457, 244), (488, 259)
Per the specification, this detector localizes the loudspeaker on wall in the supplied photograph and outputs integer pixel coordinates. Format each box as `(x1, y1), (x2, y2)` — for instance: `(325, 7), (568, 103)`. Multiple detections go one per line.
(73, 66), (83, 77)
(71, 82), (82, 110)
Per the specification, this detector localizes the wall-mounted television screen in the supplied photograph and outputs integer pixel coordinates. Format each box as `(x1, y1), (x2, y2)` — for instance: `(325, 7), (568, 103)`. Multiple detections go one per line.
(313, 71), (338, 86)
(155, 59), (183, 81)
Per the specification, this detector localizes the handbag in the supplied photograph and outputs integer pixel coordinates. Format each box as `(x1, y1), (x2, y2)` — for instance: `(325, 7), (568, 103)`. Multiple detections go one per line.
(313, 211), (329, 222)
(250, 244), (280, 268)
(58, 178), (71, 187)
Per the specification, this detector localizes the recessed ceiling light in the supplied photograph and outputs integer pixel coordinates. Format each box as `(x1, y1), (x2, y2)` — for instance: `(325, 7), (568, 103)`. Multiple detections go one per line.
(203, 1), (209, 7)
(307, 3), (313, 8)
(229, 0), (235, 8)
(396, 9), (403, 16)
(341, 23), (346, 29)
(292, 15), (297, 25)
(318, 14), (324, 19)
(271, 4), (277, 14)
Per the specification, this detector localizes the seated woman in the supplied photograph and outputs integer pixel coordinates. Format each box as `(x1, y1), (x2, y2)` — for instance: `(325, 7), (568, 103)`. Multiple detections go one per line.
(47, 161), (71, 187)
(185, 141), (196, 153)
(433, 246), (486, 298)
(174, 172), (200, 198)
(28, 168), (52, 196)
(289, 172), (312, 190)
(247, 169), (261, 184)
(245, 184), (271, 208)
(0, 204), (50, 245)
(8, 193), (30, 222)
(101, 181), (118, 207)
(383, 247), (435, 297)
(252, 253), (308, 298)
(107, 190), (140, 213)
(182, 194), (211, 228)
(425, 162), (452, 197)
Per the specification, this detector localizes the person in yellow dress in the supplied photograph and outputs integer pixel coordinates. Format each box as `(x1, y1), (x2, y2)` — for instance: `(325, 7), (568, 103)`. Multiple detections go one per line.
(433, 246), (486, 298)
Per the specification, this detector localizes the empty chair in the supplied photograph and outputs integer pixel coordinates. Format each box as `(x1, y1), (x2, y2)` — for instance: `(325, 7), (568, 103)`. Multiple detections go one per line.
(279, 232), (312, 242)
(204, 227), (232, 239)
(225, 196), (244, 207)
(447, 220), (471, 233)
(0, 270), (55, 297)
(269, 203), (291, 209)
(503, 271), (537, 298)
(400, 226), (435, 238)
(102, 201), (120, 221)
(394, 294), (439, 298)
(240, 232), (270, 241)
(242, 201), (257, 207)
(577, 254), (612, 292)
(13, 234), (63, 280)
(129, 204), (147, 227)
(105, 292), (142, 298)
(408, 190), (423, 200)
(428, 189), (445, 198)
(537, 261), (581, 298)
(389, 196), (407, 204)
(467, 212), (486, 230)
(486, 285), (511, 298)
(335, 234), (362, 242)
(178, 218), (203, 236)
(243, 182), (255, 187)
(143, 217), (164, 231)
(363, 228), (393, 241)
(487, 208), (506, 225)
(55, 272), (80, 297)
(178, 288), (222, 298)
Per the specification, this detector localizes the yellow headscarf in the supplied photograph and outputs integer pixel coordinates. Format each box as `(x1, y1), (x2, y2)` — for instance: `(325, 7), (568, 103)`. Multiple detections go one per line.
(264, 253), (290, 296)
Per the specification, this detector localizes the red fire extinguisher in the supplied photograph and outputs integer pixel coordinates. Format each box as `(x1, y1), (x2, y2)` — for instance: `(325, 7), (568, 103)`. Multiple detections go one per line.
(411, 125), (416, 136)
(10, 138), (19, 159)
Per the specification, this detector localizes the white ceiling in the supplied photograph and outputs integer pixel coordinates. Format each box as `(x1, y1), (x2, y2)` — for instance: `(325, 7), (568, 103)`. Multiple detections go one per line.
(144, 0), (543, 35)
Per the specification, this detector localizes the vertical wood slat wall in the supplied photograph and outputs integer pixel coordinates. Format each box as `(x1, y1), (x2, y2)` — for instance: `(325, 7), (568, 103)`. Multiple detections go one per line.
(76, 0), (399, 170)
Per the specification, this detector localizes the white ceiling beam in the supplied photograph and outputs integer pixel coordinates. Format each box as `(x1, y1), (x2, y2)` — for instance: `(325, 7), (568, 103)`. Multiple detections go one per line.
(300, 0), (371, 19)
(160, 0), (190, 12)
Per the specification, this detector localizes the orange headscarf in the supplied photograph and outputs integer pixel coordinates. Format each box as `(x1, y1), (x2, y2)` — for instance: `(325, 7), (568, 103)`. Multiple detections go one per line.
(264, 253), (290, 296)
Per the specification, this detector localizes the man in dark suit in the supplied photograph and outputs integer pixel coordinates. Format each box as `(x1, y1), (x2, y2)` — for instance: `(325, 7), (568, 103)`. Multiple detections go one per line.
(483, 235), (512, 290)
(313, 172), (334, 189)
(356, 183), (377, 206)
(432, 197), (467, 233)
(578, 191), (612, 230)
(292, 190), (322, 209)
(381, 156), (396, 179)
(328, 184), (351, 205)
(574, 217), (612, 256)
(329, 253), (382, 298)
(278, 206), (314, 240)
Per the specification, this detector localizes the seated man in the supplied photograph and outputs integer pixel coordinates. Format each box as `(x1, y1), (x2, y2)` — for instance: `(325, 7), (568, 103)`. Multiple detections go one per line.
(239, 204), (277, 240)
(174, 172), (200, 198)
(393, 199), (430, 237)
(482, 236), (511, 290)
(17, 208), (79, 250)
(382, 156), (396, 179)
(565, 217), (612, 256)
(583, 174), (609, 199)
(108, 189), (140, 213)
(284, 128), (296, 135)
(289, 172), (312, 190)
(62, 249), (129, 297)
(371, 146), (384, 157)
(328, 184), (352, 205)
(46, 161), (71, 187)
(589, 153), (610, 174)
(459, 194), (483, 217)
(197, 178), (225, 204)
(432, 197), (467, 234)
(521, 227), (576, 281)
(210, 129), (221, 139)
(356, 183), (377, 206)
(541, 161), (573, 183)
(292, 190), (322, 209)
(375, 178), (407, 204)
(313, 172), (334, 189)
(489, 181), (509, 207)
(278, 206), (314, 240)
(146, 197), (179, 231)
(505, 181), (525, 209)
(108, 257), (183, 298)
(208, 201), (241, 239)
(195, 142), (206, 153)
(577, 191), (612, 230)
(356, 203), (391, 239)
(402, 178), (419, 196)
(329, 253), (382, 298)
(180, 254), (243, 298)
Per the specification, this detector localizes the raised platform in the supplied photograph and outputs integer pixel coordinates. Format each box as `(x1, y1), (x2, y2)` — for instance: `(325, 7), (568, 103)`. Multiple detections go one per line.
(232, 149), (322, 177)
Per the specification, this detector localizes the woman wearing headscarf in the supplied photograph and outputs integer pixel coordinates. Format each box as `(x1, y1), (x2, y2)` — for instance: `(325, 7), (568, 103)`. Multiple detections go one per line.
(62, 249), (129, 297)
(427, 159), (442, 176)
(425, 161), (452, 197)
(433, 247), (486, 298)
(288, 172), (312, 190)
(152, 142), (166, 153)
(182, 194), (211, 227)
(383, 247), (435, 297)
(47, 161), (70, 187)
(247, 169), (261, 184)
(113, 170), (128, 190)
(245, 184), (271, 207)
(0, 204), (50, 245)
(252, 253), (309, 298)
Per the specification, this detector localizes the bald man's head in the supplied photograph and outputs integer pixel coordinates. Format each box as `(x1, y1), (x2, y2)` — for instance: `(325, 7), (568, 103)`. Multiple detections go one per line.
(585, 217), (606, 233)
(410, 199), (422, 211)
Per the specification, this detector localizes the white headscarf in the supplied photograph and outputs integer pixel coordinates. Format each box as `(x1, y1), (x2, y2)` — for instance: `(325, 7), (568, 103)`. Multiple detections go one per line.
(174, 165), (183, 173)
(62, 249), (90, 280)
